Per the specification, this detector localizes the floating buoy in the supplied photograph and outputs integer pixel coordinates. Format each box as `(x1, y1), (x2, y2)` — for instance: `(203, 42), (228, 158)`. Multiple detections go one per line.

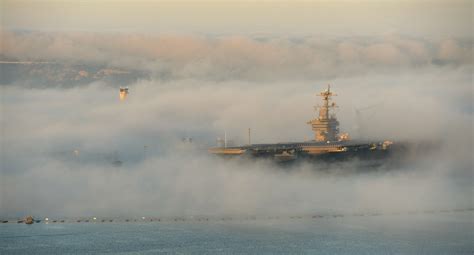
(23, 216), (34, 224)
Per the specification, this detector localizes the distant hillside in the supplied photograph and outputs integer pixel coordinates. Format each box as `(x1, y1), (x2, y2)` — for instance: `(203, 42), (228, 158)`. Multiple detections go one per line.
(0, 61), (149, 88)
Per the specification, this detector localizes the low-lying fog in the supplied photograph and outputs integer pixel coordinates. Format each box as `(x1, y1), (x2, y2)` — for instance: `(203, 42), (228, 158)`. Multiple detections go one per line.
(0, 32), (472, 218)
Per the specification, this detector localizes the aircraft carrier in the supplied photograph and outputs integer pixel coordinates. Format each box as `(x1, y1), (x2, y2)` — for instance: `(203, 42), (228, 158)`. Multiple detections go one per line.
(209, 85), (395, 163)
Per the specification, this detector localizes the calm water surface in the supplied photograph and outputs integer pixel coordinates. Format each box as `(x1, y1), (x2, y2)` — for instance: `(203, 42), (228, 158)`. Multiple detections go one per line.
(1, 212), (472, 254)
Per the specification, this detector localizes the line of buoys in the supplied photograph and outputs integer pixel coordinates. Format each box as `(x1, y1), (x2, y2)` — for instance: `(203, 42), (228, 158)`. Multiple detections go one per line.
(3, 208), (472, 225)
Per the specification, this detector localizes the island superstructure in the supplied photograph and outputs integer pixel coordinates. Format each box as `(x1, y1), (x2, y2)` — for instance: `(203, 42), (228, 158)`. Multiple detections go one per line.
(209, 85), (392, 162)
(307, 85), (350, 142)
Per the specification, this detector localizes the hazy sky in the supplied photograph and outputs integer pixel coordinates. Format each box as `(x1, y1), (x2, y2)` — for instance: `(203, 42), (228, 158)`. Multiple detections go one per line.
(2, 0), (472, 38)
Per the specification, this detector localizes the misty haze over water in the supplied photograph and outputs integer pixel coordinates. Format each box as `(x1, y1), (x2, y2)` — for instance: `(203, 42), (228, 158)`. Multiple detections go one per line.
(1, 31), (472, 218)
(0, 1), (472, 254)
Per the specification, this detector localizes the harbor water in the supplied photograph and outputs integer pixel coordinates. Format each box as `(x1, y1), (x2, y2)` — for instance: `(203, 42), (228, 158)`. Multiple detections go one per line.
(1, 212), (472, 254)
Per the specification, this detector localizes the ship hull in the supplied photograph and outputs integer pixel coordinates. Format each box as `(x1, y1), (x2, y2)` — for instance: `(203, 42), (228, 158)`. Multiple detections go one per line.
(209, 140), (439, 172)
(209, 140), (394, 163)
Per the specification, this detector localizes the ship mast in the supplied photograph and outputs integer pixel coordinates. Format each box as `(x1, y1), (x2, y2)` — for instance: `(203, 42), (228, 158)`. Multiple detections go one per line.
(307, 85), (340, 142)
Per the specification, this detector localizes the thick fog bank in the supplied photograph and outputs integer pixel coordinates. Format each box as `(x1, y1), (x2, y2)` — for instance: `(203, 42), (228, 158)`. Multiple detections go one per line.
(1, 73), (472, 218)
(0, 32), (472, 218)
(1, 31), (472, 85)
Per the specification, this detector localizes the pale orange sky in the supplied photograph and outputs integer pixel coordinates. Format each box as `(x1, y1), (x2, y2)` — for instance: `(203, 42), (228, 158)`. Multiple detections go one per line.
(1, 0), (472, 38)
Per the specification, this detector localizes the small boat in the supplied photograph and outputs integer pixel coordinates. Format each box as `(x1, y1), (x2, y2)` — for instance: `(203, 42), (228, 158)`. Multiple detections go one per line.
(119, 87), (129, 101)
